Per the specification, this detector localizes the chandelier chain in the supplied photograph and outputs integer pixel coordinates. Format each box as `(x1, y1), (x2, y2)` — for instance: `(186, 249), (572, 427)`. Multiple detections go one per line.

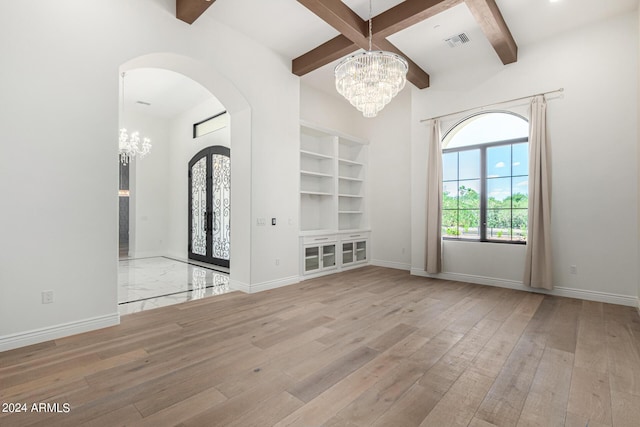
(334, 0), (408, 118)
(368, 0), (372, 52)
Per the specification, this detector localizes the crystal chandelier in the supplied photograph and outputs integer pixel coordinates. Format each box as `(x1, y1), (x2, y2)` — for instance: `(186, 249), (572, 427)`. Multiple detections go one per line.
(119, 72), (151, 165)
(335, 0), (408, 118)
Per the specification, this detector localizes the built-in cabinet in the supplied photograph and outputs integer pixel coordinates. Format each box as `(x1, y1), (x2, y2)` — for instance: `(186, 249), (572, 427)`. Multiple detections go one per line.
(300, 122), (369, 278)
(341, 235), (367, 266)
(303, 237), (337, 274)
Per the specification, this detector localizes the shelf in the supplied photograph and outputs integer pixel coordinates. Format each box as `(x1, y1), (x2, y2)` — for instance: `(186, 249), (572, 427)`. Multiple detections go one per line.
(301, 123), (367, 244)
(301, 150), (333, 160)
(338, 158), (363, 166)
(301, 170), (333, 178)
(301, 191), (333, 196)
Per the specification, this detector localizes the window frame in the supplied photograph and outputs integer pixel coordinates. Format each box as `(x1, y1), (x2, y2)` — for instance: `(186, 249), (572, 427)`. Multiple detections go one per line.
(193, 111), (228, 139)
(441, 112), (529, 244)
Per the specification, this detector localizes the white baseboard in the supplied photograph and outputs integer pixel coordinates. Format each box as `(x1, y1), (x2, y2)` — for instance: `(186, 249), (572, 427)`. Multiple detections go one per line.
(229, 279), (250, 293)
(0, 313), (120, 353)
(371, 259), (411, 271)
(410, 269), (638, 307)
(127, 251), (165, 259)
(249, 275), (300, 293)
(229, 276), (300, 294)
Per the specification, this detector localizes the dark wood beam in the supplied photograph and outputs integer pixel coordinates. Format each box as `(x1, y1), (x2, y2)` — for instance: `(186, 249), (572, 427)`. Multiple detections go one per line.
(295, 0), (431, 88)
(297, 0), (369, 48)
(372, 0), (463, 39)
(293, 35), (359, 76)
(375, 39), (430, 89)
(176, 0), (216, 25)
(464, 0), (517, 64)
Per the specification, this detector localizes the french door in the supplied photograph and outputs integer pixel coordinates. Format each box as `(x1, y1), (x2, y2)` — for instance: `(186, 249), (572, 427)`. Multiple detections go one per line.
(188, 146), (230, 268)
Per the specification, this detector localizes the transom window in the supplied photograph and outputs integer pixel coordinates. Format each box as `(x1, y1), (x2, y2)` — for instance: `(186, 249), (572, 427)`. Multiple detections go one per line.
(442, 112), (529, 243)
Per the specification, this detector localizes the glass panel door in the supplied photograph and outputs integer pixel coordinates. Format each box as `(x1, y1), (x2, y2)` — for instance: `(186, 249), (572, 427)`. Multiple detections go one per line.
(191, 157), (207, 256)
(356, 241), (366, 261)
(211, 153), (231, 263)
(188, 146), (231, 268)
(322, 244), (336, 268)
(305, 246), (320, 272)
(342, 242), (353, 264)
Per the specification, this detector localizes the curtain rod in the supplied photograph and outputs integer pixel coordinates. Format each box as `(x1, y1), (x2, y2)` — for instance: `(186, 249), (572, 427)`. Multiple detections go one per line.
(419, 88), (564, 123)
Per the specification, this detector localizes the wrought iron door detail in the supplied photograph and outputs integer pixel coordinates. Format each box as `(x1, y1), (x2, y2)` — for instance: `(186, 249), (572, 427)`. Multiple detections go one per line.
(188, 146), (231, 268)
(211, 154), (231, 261)
(191, 157), (207, 256)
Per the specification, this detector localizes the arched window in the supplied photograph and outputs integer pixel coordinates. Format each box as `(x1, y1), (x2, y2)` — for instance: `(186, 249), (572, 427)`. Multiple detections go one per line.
(442, 112), (529, 242)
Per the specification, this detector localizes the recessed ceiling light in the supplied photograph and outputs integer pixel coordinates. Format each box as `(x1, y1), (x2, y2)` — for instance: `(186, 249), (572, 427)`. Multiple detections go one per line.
(549, 0), (561, 3)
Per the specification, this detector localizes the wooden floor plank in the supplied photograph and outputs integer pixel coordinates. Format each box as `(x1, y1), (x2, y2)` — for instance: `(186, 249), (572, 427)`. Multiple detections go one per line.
(516, 347), (574, 426)
(1, 266), (638, 427)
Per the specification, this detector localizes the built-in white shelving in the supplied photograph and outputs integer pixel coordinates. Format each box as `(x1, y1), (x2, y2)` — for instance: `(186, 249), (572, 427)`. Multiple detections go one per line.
(299, 122), (369, 278)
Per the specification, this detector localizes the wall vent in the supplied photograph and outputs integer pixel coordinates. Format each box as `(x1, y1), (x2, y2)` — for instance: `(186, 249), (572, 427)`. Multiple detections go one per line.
(445, 33), (470, 48)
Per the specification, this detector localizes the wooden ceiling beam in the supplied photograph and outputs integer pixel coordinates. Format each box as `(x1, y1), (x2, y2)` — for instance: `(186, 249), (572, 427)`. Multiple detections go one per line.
(176, 0), (216, 25)
(375, 38), (430, 89)
(297, 0), (370, 49)
(464, 0), (517, 64)
(372, 0), (464, 39)
(295, 0), (432, 88)
(292, 35), (359, 77)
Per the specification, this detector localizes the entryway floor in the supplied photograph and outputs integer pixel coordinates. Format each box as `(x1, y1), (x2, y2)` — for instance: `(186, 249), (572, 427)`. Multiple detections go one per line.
(118, 256), (230, 315)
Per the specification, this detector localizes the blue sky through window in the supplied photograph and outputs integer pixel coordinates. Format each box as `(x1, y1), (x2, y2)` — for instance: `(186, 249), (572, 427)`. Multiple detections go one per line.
(444, 112), (528, 149)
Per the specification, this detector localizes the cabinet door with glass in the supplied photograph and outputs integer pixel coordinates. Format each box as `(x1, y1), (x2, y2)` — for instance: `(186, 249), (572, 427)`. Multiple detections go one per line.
(342, 240), (367, 266)
(304, 243), (337, 274)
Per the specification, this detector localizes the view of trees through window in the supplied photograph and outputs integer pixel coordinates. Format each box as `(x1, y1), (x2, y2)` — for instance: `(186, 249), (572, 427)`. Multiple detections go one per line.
(441, 112), (529, 242)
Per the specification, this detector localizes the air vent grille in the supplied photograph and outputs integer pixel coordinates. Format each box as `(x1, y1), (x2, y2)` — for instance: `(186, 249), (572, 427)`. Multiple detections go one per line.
(445, 33), (470, 48)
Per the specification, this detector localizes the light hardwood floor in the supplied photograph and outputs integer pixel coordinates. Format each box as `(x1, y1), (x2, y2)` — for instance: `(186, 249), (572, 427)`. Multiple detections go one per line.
(1, 266), (639, 426)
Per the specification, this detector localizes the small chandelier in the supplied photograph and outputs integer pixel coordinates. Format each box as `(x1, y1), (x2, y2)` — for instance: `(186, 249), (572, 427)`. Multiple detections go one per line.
(335, 0), (408, 118)
(119, 72), (151, 165)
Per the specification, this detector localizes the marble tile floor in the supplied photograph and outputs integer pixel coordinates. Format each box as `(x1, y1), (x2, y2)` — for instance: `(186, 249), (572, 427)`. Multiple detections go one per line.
(118, 256), (230, 315)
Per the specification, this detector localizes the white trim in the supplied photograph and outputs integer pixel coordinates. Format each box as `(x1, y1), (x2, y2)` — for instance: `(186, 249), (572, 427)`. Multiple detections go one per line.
(229, 279), (250, 293)
(249, 276), (300, 293)
(410, 269), (637, 307)
(128, 251), (166, 259)
(0, 313), (120, 353)
(371, 259), (411, 271)
(300, 268), (340, 281)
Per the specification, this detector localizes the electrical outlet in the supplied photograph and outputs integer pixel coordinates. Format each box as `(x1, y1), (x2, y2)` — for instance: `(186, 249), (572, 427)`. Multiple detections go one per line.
(275, 259), (280, 266)
(42, 290), (54, 304)
(272, 218), (276, 226)
(570, 265), (577, 274)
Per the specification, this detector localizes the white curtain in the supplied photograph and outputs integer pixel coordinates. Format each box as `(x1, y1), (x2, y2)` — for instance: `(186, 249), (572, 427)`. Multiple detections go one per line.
(524, 96), (553, 289)
(425, 119), (442, 273)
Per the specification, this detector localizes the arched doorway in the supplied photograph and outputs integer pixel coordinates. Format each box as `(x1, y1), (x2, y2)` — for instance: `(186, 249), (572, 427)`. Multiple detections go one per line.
(118, 53), (252, 304)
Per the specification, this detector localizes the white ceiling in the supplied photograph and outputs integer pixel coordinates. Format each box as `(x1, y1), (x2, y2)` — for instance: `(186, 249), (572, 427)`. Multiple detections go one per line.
(127, 0), (638, 118)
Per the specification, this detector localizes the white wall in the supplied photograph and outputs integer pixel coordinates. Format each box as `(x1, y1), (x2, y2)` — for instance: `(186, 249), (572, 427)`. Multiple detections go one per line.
(411, 11), (639, 305)
(300, 84), (366, 138)
(0, 0), (300, 349)
(365, 89), (413, 271)
(637, 4), (640, 313)
(127, 111), (170, 258)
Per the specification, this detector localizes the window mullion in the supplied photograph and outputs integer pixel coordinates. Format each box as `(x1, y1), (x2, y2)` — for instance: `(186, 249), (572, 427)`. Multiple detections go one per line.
(480, 147), (487, 241)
